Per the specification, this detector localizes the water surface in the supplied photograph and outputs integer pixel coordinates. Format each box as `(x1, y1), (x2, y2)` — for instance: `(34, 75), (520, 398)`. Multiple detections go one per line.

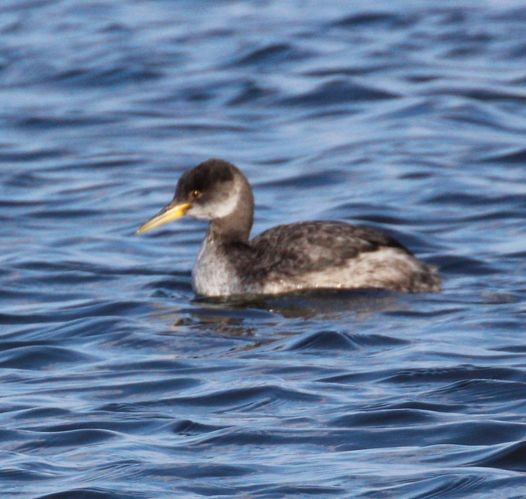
(1, 0), (526, 497)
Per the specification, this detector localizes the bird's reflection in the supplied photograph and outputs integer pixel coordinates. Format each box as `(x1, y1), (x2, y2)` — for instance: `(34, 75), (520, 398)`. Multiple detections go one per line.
(151, 289), (404, 342)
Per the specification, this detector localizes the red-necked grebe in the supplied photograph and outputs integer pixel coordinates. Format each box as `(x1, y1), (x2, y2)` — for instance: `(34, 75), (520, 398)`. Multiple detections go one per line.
(137, 159), (441, 297)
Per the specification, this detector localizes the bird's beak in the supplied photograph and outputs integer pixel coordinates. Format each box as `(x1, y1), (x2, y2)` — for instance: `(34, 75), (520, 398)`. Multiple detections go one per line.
(136, 201), (191, 234)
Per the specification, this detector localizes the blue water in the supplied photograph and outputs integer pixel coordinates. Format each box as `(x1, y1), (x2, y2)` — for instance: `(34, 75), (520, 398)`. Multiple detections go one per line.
(2, 0), (526, 497)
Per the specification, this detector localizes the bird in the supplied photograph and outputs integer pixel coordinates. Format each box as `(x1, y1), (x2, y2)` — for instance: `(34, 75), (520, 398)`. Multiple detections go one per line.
(137, 159), (441, 298)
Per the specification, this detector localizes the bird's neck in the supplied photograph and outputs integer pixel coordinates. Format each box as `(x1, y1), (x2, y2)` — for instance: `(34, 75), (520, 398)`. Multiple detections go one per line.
(209, 211), (252, 243)
(208, 179), (254, 243)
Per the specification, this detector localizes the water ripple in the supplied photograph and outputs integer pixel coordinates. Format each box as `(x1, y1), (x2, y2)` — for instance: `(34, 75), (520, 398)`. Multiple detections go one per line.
(2, 0), (526, 496)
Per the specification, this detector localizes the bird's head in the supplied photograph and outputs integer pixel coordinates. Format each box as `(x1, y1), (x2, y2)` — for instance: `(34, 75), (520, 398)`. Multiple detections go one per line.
(136, 158), (250, 234)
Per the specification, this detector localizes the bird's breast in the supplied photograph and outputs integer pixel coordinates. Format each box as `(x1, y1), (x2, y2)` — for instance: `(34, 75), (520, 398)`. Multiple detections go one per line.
(192, 236), (241, 297)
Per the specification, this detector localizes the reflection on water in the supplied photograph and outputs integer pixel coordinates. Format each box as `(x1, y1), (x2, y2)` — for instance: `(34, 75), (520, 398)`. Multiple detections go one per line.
(151, 290), (402, 340)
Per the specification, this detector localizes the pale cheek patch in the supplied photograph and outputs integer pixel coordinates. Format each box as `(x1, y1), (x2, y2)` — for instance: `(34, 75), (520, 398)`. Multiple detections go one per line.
(189, 182), (241, 220)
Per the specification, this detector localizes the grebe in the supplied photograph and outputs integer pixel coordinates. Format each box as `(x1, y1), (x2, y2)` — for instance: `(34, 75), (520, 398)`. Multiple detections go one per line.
(137, 159), (441, 297)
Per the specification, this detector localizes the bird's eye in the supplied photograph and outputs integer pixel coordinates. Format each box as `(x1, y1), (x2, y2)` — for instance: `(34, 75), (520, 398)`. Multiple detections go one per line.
(190, 190), (201, 200)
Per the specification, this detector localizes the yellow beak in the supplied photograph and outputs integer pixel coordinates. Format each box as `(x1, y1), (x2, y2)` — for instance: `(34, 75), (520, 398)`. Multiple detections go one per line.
(136, 201), (191, 234)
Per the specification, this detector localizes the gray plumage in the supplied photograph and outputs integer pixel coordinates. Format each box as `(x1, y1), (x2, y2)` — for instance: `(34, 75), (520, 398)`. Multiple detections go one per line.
(140, 159), (441, 297)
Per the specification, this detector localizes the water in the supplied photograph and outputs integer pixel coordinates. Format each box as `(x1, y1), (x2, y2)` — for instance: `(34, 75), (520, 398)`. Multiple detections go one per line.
(1, 0), (526, 496)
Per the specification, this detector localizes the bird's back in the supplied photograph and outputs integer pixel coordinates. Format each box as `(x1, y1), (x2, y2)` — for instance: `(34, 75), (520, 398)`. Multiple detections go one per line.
(234, 221), (440, 294)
